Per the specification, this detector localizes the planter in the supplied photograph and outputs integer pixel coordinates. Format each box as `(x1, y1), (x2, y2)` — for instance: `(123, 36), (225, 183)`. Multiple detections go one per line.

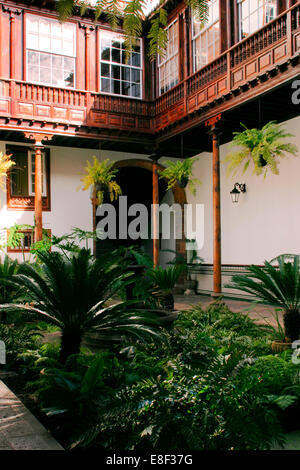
(153, 290), (174, 311)
(176, 176), (189, 188)
(271, 340), (292, 352)
(259, 156), (267, 167)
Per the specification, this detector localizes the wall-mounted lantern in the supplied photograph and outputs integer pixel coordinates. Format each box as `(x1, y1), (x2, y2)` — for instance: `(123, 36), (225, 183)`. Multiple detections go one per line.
(230, 183), (246, 203)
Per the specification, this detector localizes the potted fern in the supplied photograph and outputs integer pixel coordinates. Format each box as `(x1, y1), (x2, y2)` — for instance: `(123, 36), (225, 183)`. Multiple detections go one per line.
(148, 264), (185, 311)
(159, 157), (201, 194)
(80, 157), (122, 205)
(224, 121), (298, 177)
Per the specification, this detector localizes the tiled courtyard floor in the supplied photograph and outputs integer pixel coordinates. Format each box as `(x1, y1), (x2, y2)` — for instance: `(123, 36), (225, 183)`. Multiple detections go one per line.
(0, 379), (63, 450)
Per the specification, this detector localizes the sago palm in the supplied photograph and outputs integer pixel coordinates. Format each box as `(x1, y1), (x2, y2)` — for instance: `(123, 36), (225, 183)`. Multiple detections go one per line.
(0, 249), (161, 362)
(226, 255), (300, 341)
(0, 255), (21, 323)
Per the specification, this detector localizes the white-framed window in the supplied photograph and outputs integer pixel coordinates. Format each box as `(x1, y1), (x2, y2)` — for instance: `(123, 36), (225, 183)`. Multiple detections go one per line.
(192, 0), (220, 72)
(100, 31), (143, 99)
(158, 20), (179, 95)
(238, 0), (277, 40)
(28, 152), (47, 197)
(26, 14), (76, 88)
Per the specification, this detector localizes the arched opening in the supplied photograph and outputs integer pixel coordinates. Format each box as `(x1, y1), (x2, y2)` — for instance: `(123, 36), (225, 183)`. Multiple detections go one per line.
(95, 159), (187, 266)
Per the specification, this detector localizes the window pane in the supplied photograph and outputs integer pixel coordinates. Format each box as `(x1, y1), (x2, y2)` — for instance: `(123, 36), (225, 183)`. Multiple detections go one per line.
(112, 65), (120, 79)
(100, 32), (142, 98)
(40, 53), (51, 68)
(28, 65), (39, 82)
(112, 80), (120, 94)
(112, 48), (121, 63)
(28, 51), (39, 65)
(64, 71), (74, 87)
(101, 78), (110, 93)
(122, 67), (130, 81)
(101, 63), (110, 77)
(131, 68), (140, 83)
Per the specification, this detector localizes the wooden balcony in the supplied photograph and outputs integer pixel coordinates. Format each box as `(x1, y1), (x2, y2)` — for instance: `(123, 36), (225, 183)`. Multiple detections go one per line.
(0, 4), (299, 148)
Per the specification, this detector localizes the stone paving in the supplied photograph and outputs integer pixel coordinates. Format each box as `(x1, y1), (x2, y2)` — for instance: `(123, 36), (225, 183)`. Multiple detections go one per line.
(0, 379), (63, 450)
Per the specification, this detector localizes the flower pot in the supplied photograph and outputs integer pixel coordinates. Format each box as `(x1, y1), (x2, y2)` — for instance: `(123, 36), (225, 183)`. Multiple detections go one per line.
(153, 290), (174, 311)
(271, 340), (292, 352)
(259, 156), (267, 167)
(177, 176), (189, 188)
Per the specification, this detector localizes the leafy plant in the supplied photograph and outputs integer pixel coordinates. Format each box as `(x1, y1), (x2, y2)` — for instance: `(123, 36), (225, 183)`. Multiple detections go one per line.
(0, 249), (162, 363)
(224, 121), (298, 177)
(56, 0), (209, 61)
(159, 158), (201, 195)
(226, 255), (300, 341)
(147, 265), (185, 310)
(0, 323), (41, 369)
(0, 255), (22, 322)
(0, 152), (15, 192)
(80, 157), (122, 205)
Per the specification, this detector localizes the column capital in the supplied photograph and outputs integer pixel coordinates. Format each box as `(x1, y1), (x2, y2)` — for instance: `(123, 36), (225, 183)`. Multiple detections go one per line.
(2, 5), (22, 17)
(24, 132), (53, 147)
(149, 153), (160, 164)
(205, 113), (222, 130)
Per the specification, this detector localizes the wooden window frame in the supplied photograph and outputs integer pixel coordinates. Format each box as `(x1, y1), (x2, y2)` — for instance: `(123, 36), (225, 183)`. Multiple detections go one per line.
(191, 0), (220, 72)
(7, 229), (52, 253)
(6, 145), (51, 211)
(158, 18), (180, 96)
(99, 30), (143, 100)
(25, 12), (77, 89)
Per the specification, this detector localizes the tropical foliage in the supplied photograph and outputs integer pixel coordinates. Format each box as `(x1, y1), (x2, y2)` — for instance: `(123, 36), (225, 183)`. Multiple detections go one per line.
(56, 0), (209, 61)
(80, 157), (122, 205)
(0, 152), (15, 192)
(227, 254), (300, 342)
(224, 121), (298, 177)
(0, 255), (21, 322)
(159, 158), (201, 195)
(19, 299), (300, 450)
(0, 249), (161, 363)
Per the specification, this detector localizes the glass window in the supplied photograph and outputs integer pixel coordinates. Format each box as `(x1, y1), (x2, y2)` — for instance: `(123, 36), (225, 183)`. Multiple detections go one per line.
(158, 20), (179, 95)
(238, 0), (277, 40)
(192, 0), (220, 72)
(26, 14), (76, 88)
(9, 148), (47, 198)
(100, 32), (143, 99)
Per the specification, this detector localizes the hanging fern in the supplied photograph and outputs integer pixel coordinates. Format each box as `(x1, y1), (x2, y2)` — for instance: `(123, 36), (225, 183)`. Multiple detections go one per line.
(158, 157), (201, 195)
(147, 7), (168, 62)
(224, 121), (298, 177)
(80, 156), (122, 205)
(123, 0), (144, 60)
(56, 0), (209, 60)
(0, 152), (15, 191)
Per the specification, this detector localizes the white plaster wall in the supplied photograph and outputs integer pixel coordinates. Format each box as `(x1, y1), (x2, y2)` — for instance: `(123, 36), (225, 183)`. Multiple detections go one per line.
(0, 143), (150, 260)
(184, 115), (300, 294)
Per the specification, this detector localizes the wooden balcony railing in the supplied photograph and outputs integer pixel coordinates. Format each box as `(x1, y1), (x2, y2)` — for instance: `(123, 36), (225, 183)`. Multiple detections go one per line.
(0, 4), (299, 138)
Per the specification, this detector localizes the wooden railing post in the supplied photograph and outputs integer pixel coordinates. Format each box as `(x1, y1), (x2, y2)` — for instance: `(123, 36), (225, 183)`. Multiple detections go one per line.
(205, 114), (222, 296)
(286, 7), (293, 56)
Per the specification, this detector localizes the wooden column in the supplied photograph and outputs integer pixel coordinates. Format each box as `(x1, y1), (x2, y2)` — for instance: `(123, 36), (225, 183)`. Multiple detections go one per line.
(34, 143), (43, 242)
(150, 154), (160, 268)
(205, 115), (222, 296)
(24, 133), (52, 243)
(79, 23), (94, 91)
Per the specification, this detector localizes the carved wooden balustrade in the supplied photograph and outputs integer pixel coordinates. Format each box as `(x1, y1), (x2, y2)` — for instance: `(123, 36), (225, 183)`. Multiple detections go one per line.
(154, 3), (300, 133)
(0, 4), (299, 140)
